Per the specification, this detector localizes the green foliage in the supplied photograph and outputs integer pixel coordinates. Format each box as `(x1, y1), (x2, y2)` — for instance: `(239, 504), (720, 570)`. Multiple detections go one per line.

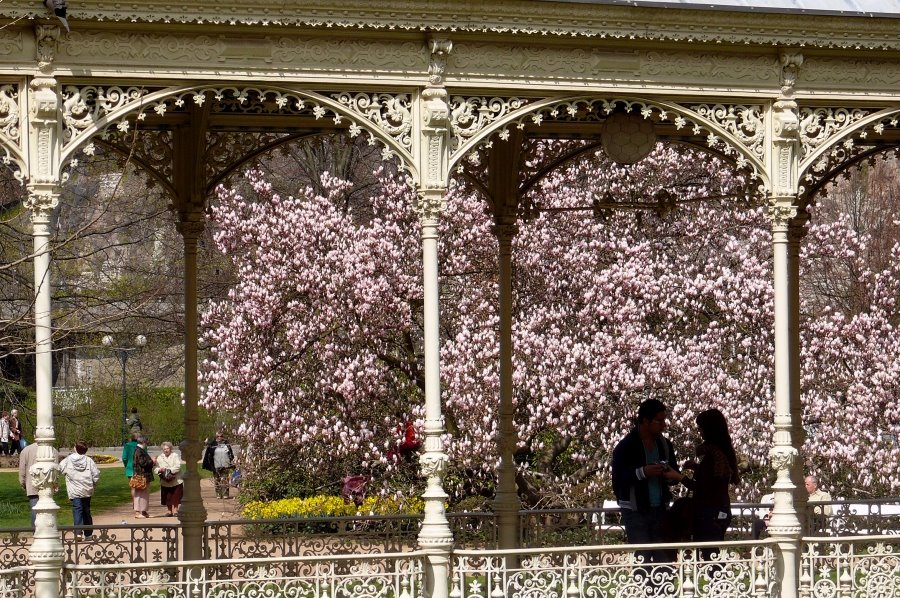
(237, 443), (360, 504)
(450, 495), (493, 513)
(53, 386), (218, 447)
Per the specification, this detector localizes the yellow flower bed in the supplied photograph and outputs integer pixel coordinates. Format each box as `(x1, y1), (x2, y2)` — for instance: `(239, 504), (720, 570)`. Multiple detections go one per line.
(91, 454), (118, 464)
(242, 494), (425, 520)
(358, 495), (425, 515)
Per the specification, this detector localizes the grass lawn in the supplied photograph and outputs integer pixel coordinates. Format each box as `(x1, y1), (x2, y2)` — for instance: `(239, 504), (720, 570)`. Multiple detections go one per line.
(0, 466), (160, 529)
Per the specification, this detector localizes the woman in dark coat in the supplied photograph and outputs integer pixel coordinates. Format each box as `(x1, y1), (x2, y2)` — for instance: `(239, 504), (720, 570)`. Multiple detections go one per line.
(131, 435), (155, 518)
(671, 409), (740, 560)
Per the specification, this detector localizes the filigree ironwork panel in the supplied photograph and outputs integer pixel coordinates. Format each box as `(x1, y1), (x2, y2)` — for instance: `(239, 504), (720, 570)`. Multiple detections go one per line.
(452, 542), (775, 598)
(61, 85), (415, 175)
(0, 566), (30, 598)
(799, 108), (900, 199)
(204, 130), (296, 185)
(800, 536), (900, 597)
(0, 83), (24, 182)
(0, 531), (33, 597)
(79, 129), (175, 187)
(799, 107), (881, 160)
(449, 96), (532, 152)
(61, 524), (180, 566)
(204, 517), (421, 559)
(450, 97), (767, 184)
(65, 553), (425, 598)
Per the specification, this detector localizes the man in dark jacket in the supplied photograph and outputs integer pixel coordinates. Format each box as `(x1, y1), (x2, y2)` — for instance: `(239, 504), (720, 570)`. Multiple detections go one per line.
(611, 399), (681, 564)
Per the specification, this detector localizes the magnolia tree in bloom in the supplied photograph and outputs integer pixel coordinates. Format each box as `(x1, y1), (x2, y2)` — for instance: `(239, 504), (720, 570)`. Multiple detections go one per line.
(200, 137), (900, 504)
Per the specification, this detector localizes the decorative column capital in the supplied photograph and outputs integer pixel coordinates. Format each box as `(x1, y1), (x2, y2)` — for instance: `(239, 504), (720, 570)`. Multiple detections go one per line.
(176, 212), (206, 243)
(25, 188), (60, 224)
(767, 200), (809, 237)
(491, 222), (519, 244)
(417, 191), (447, 227)
(418, 39), (452, 195)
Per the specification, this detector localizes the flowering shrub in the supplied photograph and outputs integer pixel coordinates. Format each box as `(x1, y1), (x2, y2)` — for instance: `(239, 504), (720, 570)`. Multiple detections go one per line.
(242, 494), (425, 520)
(242, 495), (356, 520)
(91, 454), (118, 464)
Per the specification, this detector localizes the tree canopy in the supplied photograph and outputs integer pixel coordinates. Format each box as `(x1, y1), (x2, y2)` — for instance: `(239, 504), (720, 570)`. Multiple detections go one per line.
(199, 137), (900, 504)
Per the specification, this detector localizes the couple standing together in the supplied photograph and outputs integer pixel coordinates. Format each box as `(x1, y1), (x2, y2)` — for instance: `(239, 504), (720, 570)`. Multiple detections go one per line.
(612, 399), (740, 563)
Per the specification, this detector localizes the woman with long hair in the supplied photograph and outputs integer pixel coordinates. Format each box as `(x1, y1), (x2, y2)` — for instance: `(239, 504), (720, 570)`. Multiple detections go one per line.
(671, 408), (740, 559)
(131, 435), (155, 518)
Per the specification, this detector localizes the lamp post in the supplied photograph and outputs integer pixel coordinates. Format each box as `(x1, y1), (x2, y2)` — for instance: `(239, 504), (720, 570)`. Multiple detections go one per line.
(102, 334), (146, 443)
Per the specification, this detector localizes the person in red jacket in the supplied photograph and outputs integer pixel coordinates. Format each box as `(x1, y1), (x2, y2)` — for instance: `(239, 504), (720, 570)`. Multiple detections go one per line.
(387, 413), (421, 462)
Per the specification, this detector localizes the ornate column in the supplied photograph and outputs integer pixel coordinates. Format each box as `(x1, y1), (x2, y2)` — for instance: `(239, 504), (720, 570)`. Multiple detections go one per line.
(492, 220), (520, 550)
(176, 210), (208, 561)
(766, 51), (806, 598)
(485, 125), (524, 550)
(25, 24), (64, 598)
(415, 39), (453, 598)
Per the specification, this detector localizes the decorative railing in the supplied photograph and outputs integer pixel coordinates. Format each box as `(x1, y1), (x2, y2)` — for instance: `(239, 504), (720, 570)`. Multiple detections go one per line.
(63, 552), (425, 598)
(451, 540), (777, 598)
(204, 512), (496, 559)
(0, 565), (31, 598)
(4, 500), (900, 598)
(806, 499), (900, 536)
(518, 499), (900, 547)
(799, 534), (900, 597)
(61, 523), (181, 564)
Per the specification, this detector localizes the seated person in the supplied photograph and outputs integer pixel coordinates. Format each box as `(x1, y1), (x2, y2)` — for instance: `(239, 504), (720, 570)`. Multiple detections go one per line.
(752, 492), (775, 540)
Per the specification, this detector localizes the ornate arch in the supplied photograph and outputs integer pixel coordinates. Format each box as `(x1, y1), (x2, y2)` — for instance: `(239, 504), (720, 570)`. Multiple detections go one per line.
(0, 83), (27, 184)
(58, 84), (420, 184)
(798, 106), (900, 201)
(92, 128), (335, 198)
(447, 94), (770, 191)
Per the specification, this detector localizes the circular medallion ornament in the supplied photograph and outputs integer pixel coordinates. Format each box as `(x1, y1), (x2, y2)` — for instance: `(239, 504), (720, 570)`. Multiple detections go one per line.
(601, 111), (657, 164)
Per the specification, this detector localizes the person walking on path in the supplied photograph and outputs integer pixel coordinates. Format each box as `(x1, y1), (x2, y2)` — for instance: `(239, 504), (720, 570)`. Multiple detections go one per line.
(0, 411), (9, 455)
(9, 409), (22, 454)
(154, 441), (183, 516)
(131, 435), (154, 518)
(18, 441), (41, 527)
(202, 432), (235, 499)
(126, 407), (143, 435)
(122, 431), (138, 477)
(59, 441), (101, 537)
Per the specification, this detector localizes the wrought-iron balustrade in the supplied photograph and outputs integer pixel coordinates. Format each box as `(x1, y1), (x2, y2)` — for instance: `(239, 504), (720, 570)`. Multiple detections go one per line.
(63, 552), (425, 598)
(451, 540), (777, 598)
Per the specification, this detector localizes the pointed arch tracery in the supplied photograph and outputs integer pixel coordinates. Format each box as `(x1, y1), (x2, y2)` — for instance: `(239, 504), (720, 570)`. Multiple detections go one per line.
(58, 84), (420, 185)
(798, 106), (900, 201)
(447, 95), (770, 192)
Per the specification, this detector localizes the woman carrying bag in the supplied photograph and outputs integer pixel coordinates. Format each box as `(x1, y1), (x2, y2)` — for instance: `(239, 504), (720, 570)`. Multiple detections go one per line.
(130, 435), (154, 518)
(154, 441), (183, 516)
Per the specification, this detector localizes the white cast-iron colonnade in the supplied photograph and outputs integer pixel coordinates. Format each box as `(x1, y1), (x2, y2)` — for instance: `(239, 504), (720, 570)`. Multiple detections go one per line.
(1, 1), (899, 597)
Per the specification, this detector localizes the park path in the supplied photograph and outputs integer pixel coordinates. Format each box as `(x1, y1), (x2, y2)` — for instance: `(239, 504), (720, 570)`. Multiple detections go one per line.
(1, 457), (243, 524)
(90, 470), (243, 524)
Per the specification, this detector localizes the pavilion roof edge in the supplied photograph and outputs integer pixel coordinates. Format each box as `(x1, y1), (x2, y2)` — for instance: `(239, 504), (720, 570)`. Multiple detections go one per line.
(2, 0), (900, 51)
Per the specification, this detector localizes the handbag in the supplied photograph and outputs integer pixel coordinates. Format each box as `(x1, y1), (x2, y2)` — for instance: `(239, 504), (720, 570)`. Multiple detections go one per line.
(161, 469), (177, 482)
(129, 474), (148, 490)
